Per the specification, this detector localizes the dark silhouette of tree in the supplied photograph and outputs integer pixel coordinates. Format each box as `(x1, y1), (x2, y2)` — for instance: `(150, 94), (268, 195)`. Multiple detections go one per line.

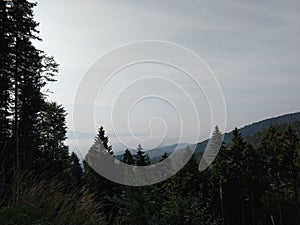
(159, 152), (168, 161)
(0, 0), (16, 172)
(134, 144), (150, 166)
(33, 102), (69, 171)
(226, 128), (247, 225)
(84, 126), (115, 194)
(122, 149), (135, 165)
(208, 126), (227, 224)
(67, 152), (83, 187)
(96, 126), (113, 155)
(282, 125), (300, 202)
(0, 0), (59, 170)
(0, 0), (12, 169)
(156, 152), (172, 180)
(260, 126), (284, 225)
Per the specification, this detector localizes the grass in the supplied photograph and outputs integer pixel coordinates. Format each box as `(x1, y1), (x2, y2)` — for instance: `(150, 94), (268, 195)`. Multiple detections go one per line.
(0, 169), (106, 225)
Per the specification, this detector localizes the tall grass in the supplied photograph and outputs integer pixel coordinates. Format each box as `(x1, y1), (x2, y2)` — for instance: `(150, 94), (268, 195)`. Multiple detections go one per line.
(0, 169), (106, 225)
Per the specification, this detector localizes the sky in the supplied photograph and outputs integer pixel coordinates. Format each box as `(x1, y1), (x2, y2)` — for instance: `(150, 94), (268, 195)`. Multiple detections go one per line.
(33, 0), (300, 156)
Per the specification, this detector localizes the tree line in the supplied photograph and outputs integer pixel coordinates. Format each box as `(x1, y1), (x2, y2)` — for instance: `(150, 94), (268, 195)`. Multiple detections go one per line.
(0, 1), (100, 223)
(81, 124), (300, 225)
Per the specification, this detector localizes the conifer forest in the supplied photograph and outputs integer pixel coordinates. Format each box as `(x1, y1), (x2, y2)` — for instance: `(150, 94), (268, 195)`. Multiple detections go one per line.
(0, 1), (300, 225)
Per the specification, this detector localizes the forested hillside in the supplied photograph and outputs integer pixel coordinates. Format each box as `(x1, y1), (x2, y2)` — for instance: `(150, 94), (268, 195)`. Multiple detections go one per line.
(225, 112), (300, 143)
(193, 112), (300, 160)
(145, 112), (300, 162)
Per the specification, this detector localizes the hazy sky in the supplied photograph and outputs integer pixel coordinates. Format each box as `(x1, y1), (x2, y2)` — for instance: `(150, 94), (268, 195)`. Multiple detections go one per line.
(33, 0), (300, 155)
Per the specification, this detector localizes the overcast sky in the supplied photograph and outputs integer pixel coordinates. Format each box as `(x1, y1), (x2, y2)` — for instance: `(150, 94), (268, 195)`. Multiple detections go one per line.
(33, 0), (300, 155)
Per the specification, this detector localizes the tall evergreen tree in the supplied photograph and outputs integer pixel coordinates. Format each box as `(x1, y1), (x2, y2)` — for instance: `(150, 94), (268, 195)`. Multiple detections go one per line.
(84, 126), (112, 191)
(83, 126), (122, 225)
(209, 126), (227, 224)
(83, 125), (121, 208)
(122, 149), (135, 165)
(159, 152), (168, 162)
(0, 0), (15, 172)
(157, 152), (171, 180)
(0, 0), (58, 170)
(134, 144), (150, 166)
(96, 126), (113, 155)
(67, 151), (83, 187)
(34, 102), (69, 170)
(9, 0), (43, 168)
(282, 125), (300, 202)
(226, 128), (247, 225)
(260, 126), (284, 225)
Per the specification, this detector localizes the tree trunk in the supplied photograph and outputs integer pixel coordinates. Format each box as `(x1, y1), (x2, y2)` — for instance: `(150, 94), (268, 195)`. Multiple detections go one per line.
(293, 172), (298, 203)
(219, 177), (224, 224)
(240, 192), (245, 225)
(278, 203), (283, 225)
(14, 53), (19, 169)
(251, 192), (256, 225)
(276, 172), (283, 225)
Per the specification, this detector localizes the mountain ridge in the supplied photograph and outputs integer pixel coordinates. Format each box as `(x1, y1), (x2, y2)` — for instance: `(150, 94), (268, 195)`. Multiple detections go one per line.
(116, 111), (300, 161)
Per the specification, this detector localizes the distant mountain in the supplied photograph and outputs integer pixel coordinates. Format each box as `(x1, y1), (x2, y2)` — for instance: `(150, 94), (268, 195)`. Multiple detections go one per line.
(67, 130), (95, 140)
(193, 111), (300, 160)
(115, 143), (190, 161)
(223, 111), (300, 143)
(116, 112), (300, 162)
(144, 143), (190, 158)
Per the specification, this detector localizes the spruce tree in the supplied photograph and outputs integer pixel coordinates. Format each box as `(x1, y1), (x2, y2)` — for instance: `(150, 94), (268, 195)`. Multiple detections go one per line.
(260, 126), (284, 225)
(34, 102), (69, 170)
(156, 152), (172, 180)
(96, 126), (113, 155)
(68, 152), (83, 187)
(209, 126), (227, 224)
(0, 0), (14, 172)
(0, 0), (12, 163)
(282, 125), (299, 202)
(84, 126), (119, 200)
(227, 128), (247, 225)
(0, 0), (59, 170)
(122, 149), (135, 165)
(160, 152), (168, 161)
(134, 144), (150, 166)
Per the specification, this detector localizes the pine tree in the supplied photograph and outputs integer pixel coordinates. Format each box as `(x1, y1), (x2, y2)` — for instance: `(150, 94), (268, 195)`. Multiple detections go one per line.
(34, 102), (69, 170)
(226, 128), (247, 225)
(96, 126), (113, 155)
(0, 0), (58, 170)
(209, 126), (227, 224)
(134, 144), (150, 166)
(157, 152), (172, 180)
(160, 152), (168, 161)
(163, 147), (200, 197)
(83, 126), (122, 224)
(9, 0), (43, 168)
(0, 0), (14, 172)
(68, 152), (83, 187)
(83, 126), (120, 201)
(84, 126), (115, 184)
(282, 125), (299, 202)
(209, 125), (224, 159)
(260, 126), (284, 225)
(122, 149), (135, 165)
(0, 1), (12, 167)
